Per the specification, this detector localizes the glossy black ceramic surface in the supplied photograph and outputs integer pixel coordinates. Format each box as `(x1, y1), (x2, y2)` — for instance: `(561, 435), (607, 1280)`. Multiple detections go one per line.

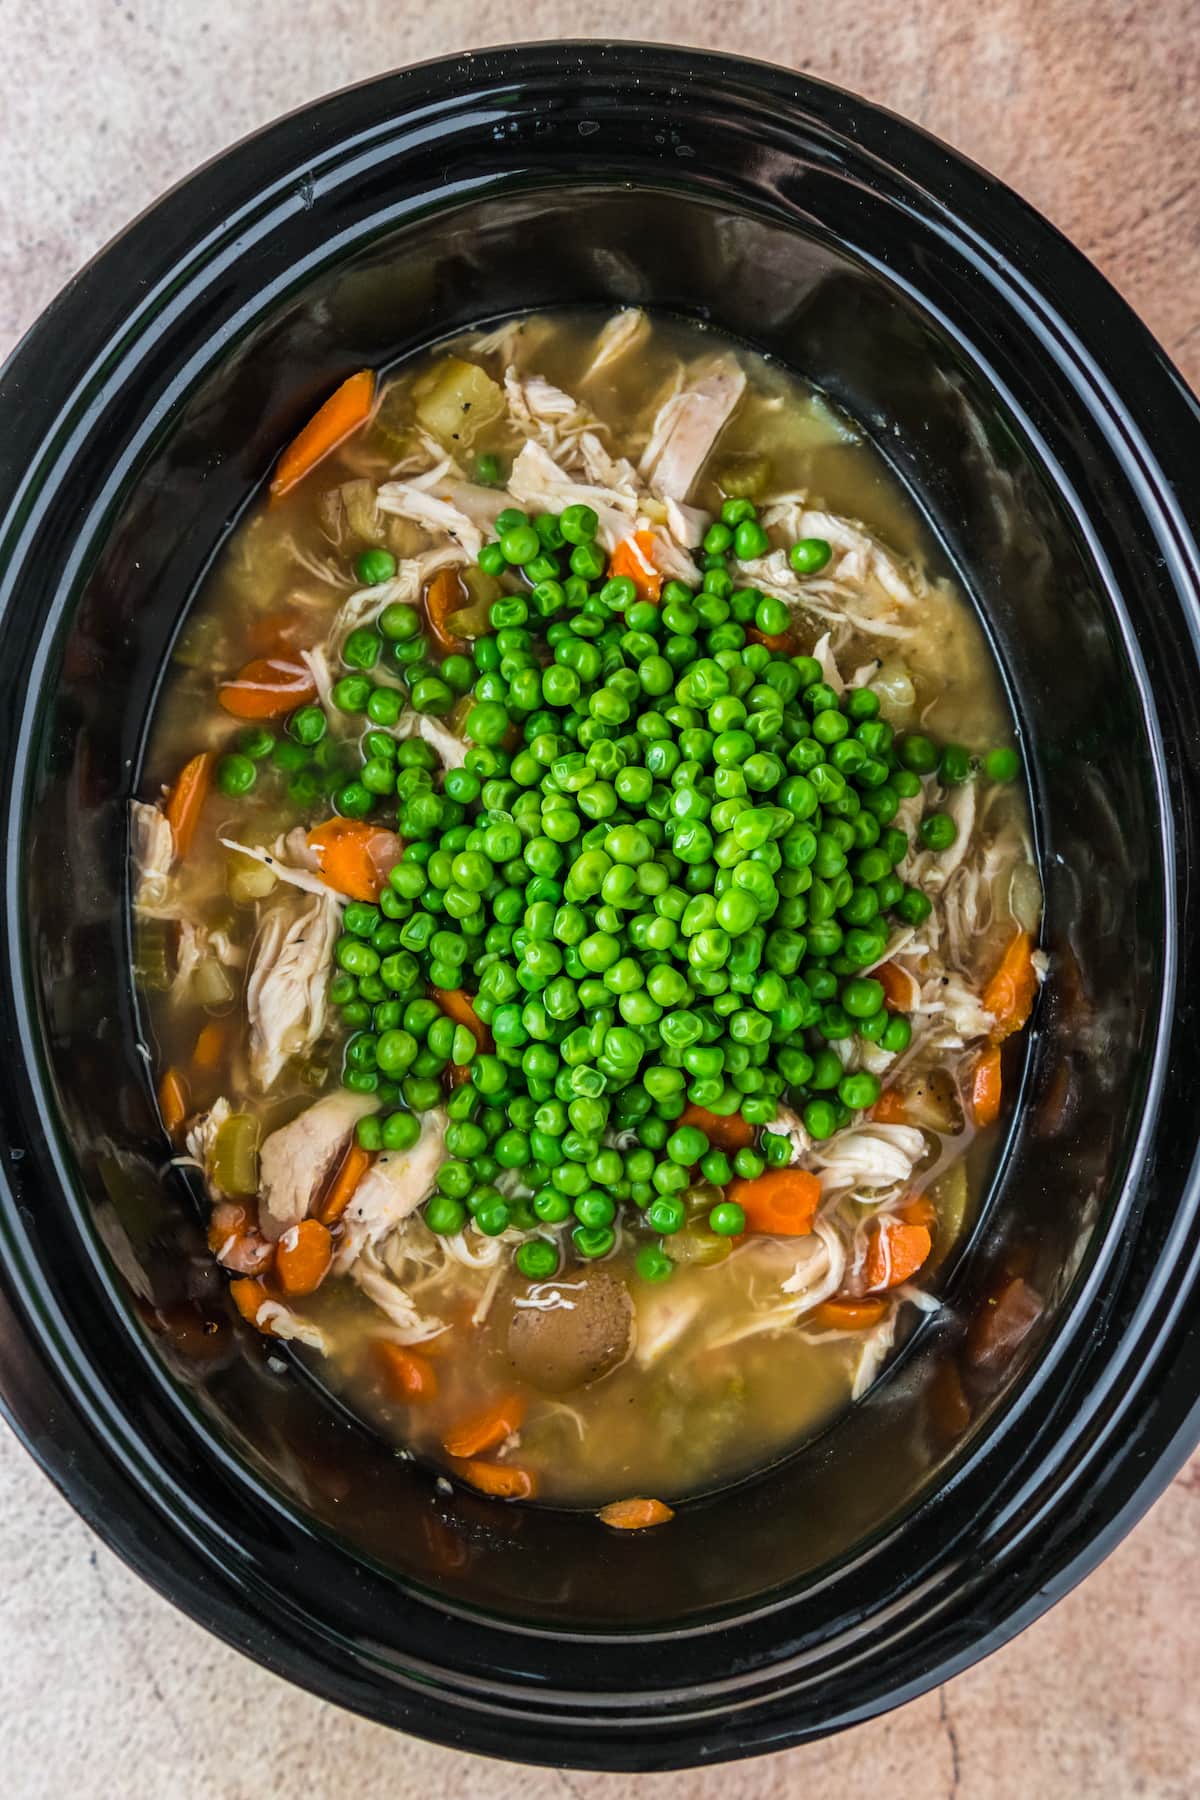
(0, 43), (1199, 1769)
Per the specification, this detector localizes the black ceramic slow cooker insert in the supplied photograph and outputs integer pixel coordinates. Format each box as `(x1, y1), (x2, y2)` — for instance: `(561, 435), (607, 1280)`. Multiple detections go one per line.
(1, 43), (1199, 1770)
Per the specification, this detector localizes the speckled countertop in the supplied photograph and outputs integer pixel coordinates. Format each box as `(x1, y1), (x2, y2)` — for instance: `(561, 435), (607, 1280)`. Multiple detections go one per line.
(2, 5), (1198, 1795)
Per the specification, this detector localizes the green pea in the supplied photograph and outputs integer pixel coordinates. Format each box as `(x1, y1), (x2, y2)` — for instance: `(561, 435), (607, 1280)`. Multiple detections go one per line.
(238, 726), (276, 760)
(881, 1014), (913, 1054)
(343, 627), (381, 671)
(838, 1071), (881, 1111)
(709, 1200), (746, 1236)
(802, 1098), (839, 1139)
(516, 1239), (558, 1280)
(789, 537), (833, 575)
(985, 746), (1020, 782)
(635, 1244), (674, 1282)
(937, 743), (971, 785)
(919, 812), (957, 852)
(355, 548), (398, 586)
(841, 977), (885, 1018)
(423, 1194), (466, 1235)
(560, 503), (599, 545)
(572, 1224), (615, 1258)
(216, 753), (256, 797)
(381, 1110), (422, 1152)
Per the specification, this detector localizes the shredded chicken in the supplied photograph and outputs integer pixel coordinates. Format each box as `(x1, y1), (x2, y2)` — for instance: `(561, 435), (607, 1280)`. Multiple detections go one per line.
(350, 1243), (448, 1343)
(390, 710), (468, 770)
(507, 439), (635, 551)
(256, 1299), (329, 1354)
(585, 307), (651, 378)
(245, 893), (340, 1091)
(639, 355), (746, 501)
(333, 1108), (448, 1273)
(810, 1123), (928, 1198)
(131, 800), (174, 909)
(375, 478), (485, 560)
(258, 1089), (378, 1239)
(184, 1097), (231, 1176)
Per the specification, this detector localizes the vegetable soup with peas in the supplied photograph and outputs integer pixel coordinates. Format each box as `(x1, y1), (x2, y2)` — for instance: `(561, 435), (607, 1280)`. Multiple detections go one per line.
(132, 309), (1043, 1515)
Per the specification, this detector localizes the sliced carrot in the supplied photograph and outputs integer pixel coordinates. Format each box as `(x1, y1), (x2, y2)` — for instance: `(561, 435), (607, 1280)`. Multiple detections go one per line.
(747, 624), (797, 654)
(431, 987), (492, 1052)
(729, 1168), (822, 1236)
(374, 1340), (438, 1402)
(864, 1220), (932, 1291)
(597, 1496), (675, 1530)
(970, 1045), (1003, 1128)
(164, 751), (213, 858)
(679, 1103), (754, 1153)
(871, 1087), (912, 1125)
(443, 1394), (525, 1460)
(451, 1459), (535, 1500)
(276, 1219), (333, 1297)
(423, 566), (469, 657)
(809, 1296), (890, 1331)
(319, 1141), (374, 1226)
(270, 369), (376, 498)
(898, 1194), (937, 1230)
(218, 655), (317, 720)
(982, 929), (1038, 1042)
(307, 818), (388, 902)
(229, 1277), (271, 1331)
(876, 961), (915, 1012)
(192, 1020), (226, 1072)
(607, 531), (663, 603)
(158, 1067), (188, 1134)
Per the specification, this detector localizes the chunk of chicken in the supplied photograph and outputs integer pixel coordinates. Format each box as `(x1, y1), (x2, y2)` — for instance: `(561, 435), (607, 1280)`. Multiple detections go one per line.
(375, 479), (485, 560)
(639, 356), (746, 501)
(810, 1123), (927, 1197)
(585, 307), (651, 378)
(258, 1089), (379, 1240)
(219, 836), (336, 900)
(245, 893), (341, 1091)
(333, 1107), (448, 1273)
(506, 440), (636, 551)
(131, 800), (174, 910)
(350, 1243), (448, 1343)
(185, 1097), (231, 1173)
(391, 710), (467, 770)
(254, 1299), (329, 1354)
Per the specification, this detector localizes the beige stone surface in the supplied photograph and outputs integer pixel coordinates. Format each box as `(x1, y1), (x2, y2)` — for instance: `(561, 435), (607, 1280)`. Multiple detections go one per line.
(2, 2), (1199, 1795)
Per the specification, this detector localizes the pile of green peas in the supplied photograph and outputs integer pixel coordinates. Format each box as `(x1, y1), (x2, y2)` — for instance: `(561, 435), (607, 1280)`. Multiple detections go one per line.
(299, 492), (1019, 1285)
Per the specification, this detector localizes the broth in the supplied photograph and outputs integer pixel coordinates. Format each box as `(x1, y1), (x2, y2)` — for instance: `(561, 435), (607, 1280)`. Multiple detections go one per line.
(133, 309), (1040, 1510)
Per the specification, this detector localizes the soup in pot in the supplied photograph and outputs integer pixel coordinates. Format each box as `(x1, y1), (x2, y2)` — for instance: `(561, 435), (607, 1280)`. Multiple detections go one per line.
(131, 309), (1042, 1514)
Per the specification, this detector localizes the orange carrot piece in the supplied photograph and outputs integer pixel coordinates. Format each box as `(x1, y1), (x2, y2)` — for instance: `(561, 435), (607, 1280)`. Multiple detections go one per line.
(597, 1496), (675, 1530)
(679, 1103), (754, 1153)
(876, 961), (914, 1012)
(423, 566), (469, 657)
(747, 624), (797, 654)
(898, 1194), (937, 1231)
(270, 369), (376, 498)
(608, 531), (663, 602)
(982, 929), (1038, 1042)
(864, 1220), (932, 1291)
(218, 655), (317, 720)
(192, 1020), (226, 1072)
(164, 751), (214, 858)
(374, 1341), (439, 1403)
(229, 1277), (271, 1331)
(158, 1067), (188, 1134)
(970, 1045), (1003, 1127)
(871, 1087), (912, 1125)
(275, 1219), (334, 1297)
(451, 1459), (535, 1500)
(431, 987), (492, 1052)
(729, 1168), (822, 1236)
(307, 818), (388, 902)
(809, 1296), (890, 1331)
(318, 1141), (374, 1226)
(443, 1394), (525, 1460)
